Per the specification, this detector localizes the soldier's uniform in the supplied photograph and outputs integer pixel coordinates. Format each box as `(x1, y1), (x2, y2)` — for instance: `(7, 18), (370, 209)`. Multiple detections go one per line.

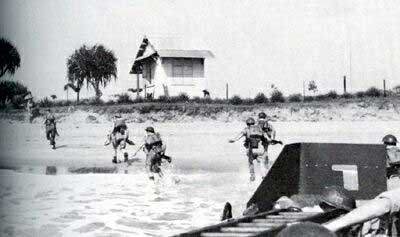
(386, 146), (400, 177)
(143, 127), (170, 179)
(44, 113), (58, 149)
(242, 124), (269, 180)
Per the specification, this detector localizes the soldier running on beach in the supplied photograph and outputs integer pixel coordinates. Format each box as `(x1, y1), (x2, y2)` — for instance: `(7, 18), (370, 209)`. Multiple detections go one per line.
(44, 108), (59, 149)
(229, 117), (270, 181)
(104, 115), (135, 164)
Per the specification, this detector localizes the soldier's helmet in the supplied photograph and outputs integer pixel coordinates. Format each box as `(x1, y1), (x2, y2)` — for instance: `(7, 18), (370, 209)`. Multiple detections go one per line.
(145, 126), (155, 133)
(382, 134), (398, 146)
(246, 117), (255, 125)
(258, 112), (267, 119)
(319, 186), (356, 212)
(277, 222), (337, 237)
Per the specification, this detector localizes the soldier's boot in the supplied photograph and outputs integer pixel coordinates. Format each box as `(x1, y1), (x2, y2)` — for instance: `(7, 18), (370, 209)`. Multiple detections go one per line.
(261, 156), (269, 179)
(112, 156), (118, 164)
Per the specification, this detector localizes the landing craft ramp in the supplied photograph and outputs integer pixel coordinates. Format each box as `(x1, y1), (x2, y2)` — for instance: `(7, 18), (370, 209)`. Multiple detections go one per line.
(176, 143), (387, 236)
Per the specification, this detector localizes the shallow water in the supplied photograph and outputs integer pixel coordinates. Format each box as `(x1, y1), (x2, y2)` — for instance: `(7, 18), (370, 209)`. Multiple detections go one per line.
(0, 120), (399, 236)
(0, 169), (259, 237)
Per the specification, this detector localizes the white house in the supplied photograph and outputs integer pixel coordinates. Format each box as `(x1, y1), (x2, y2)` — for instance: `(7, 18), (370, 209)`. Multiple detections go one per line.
(130, 37), (214, 98)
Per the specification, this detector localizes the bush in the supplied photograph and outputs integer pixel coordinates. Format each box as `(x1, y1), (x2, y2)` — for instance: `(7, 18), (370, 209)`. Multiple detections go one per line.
(229, 95), (243, 105)
(326, 90), (338, 99)
(242, 98), (254, 105)
(315, 94), (327, 101)
(288, 93), (302, 102)
(355, 91), (365, 98)
(0, 80), (29, 108)
(365, 87), (381, 97)
(165, 93), (190, 103)
(157, 95), (170, 103)
(115, 93), (133, 104)
(177, 92), (190, 102)
(38, 97), (53, 107)
(88, 97), (104, 105)
(303, 96), (314, 102)
(341, 93), (354, 99)
(254, 93), (268, 104)
(191, 96), (202, 103)
(270, 90), (285, 103)
(213, 98), (226, 104)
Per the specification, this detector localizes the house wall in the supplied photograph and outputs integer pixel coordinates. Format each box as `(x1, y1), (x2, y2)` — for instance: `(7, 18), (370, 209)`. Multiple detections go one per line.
(139, 57), (209, 98)
(158, 57), (207, 97)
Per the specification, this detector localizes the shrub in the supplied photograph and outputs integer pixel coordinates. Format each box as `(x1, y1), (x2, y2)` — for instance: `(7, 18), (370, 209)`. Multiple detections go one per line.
(157, 95), (170, 103)
(38, 97), (54, 107)
(315, 94), (327, 101)
(303, 96), (314, 102)
(191, 96), (202, 103)
(242, 98), (254, 105)
(51, 99), (73, 107)
(270, 90), (285, 103)
(341, 93), (354, 99)
(254, 93), (268, 104)
(88, 97), (104, 105)
(356, 91), (365, 98)
(133, 96), (144, 103)
(115, 93), (133, 104)
(326, 90), (338, 99)
(177, 92), (190, 102)
(0, 80), (29, 107)
(365, 87), (381, 97)
(288, 93), (302, 102)
(213, 98), (226, 104)
(229, 95), (243, 105)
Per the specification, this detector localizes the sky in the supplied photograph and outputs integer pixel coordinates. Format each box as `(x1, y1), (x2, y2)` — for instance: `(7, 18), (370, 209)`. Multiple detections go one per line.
(1, 0), (400, 99)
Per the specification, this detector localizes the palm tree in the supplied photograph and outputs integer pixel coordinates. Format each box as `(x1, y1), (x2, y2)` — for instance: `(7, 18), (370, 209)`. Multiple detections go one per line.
(0, 38), (21, 78)
(66, 44), (117, 100)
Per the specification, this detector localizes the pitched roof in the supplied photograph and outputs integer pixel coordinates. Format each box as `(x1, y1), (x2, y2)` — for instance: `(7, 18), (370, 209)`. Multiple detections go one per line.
(157, 49), (214, 58)
(130, 36), (214, 74)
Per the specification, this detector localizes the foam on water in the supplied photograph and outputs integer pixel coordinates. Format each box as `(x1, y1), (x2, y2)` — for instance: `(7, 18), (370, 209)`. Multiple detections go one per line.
(0, 168), (259, 237)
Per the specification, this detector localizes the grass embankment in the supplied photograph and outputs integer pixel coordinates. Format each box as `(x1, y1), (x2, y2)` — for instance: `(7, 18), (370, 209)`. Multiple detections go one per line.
(1, 96), (399, 123)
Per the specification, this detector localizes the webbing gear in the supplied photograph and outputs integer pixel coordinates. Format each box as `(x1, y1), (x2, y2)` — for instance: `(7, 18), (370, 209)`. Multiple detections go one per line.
(247, 125), (263, 149)
(145, 133), (163, 152)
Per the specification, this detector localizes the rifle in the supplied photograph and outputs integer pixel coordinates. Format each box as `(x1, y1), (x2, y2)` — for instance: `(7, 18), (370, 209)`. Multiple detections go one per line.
(268, 139), (283, 145)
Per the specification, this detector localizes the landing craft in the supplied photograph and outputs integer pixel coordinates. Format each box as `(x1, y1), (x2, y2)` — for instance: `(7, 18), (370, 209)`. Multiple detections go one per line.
(176, 143), (388, 236)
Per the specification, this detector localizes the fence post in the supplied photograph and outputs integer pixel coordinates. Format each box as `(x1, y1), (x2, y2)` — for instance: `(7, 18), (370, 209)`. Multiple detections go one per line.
(226, 83), (229, 101)
(383, 79), (386, 97)
(136, 74), (140, 99)
(343, 76), (347, 94)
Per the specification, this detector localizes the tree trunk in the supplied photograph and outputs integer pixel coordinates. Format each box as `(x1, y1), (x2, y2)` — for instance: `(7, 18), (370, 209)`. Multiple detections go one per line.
(76, 91), (80, 104)
(93, 81), (102, 99)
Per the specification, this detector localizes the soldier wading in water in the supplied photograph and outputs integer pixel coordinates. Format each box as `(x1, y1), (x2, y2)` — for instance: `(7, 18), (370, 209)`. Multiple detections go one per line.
(44, 109), (59, 149)
(229, 116), (275, 181)
(134, 126), (172, 180)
